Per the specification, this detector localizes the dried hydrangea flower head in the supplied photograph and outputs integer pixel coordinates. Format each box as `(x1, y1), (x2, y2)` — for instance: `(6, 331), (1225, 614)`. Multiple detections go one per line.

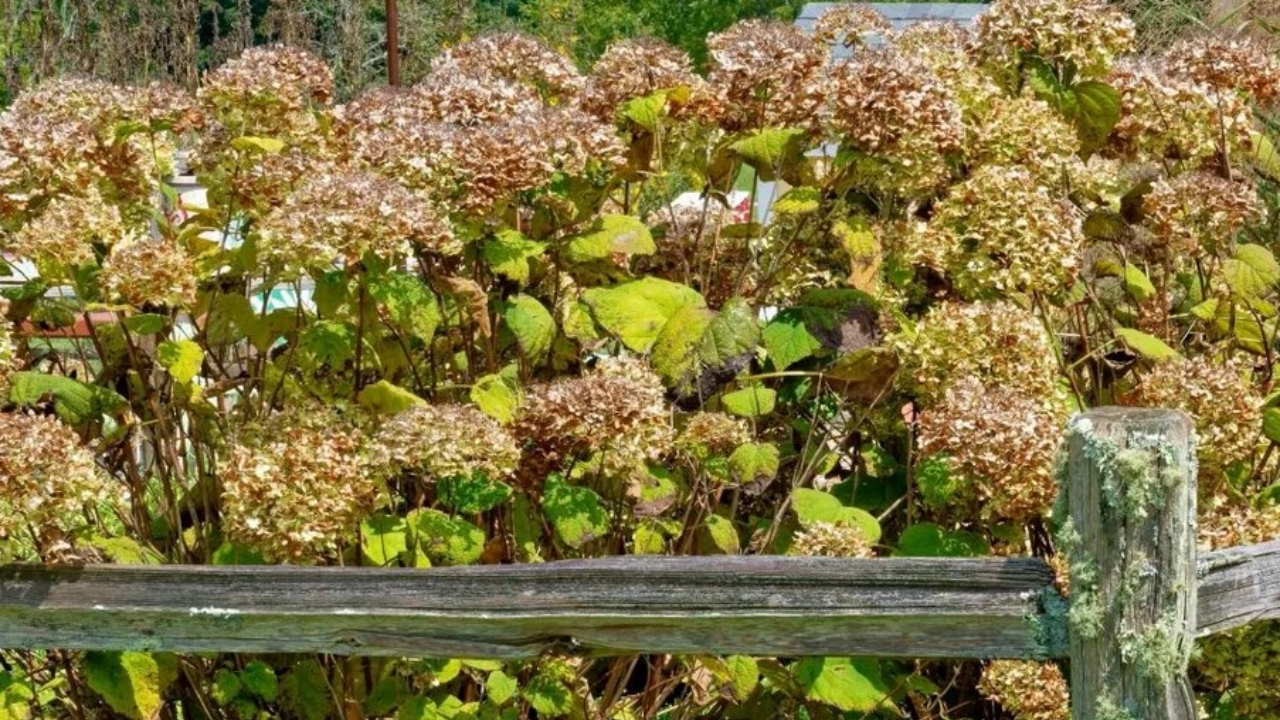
(675, 412), (751, 460)
(1107, 60), (1254, 167)
(515, 356), (673, 488)
(409, 64), (544, 127)
(580, 38), (713, 123)
(811, 5), (891, 48)
(199, 44), (333, 118)
(891, 23), (1003, 117)
(917, 377), (1067, 521)
(790, 521), (873, 558)
(919, 164), (1084, 297)
(707, 19), (829, 132)
(1165, 35), (1280, 106)
(100, 232), (198, 309)
(976, 0), (1135, 78)
(8, 188), (125, 272)
(891, 300), (1060, 405)
(220, 408), (383, 563)
(374, 404), (521, 482)
(431, 32), (584, 102)
(0, 412), (116, 550)
(258, 170), (457, 272)
(1125, 357), (1261, 481)
(979, 660), (1070, 720)
(967, 95), (1079, 178)
(1142, 172), (1263, 259)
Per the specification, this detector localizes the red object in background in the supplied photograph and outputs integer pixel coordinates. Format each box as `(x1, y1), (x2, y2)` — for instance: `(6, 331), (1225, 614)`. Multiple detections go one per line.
(20, 311), (117, 339)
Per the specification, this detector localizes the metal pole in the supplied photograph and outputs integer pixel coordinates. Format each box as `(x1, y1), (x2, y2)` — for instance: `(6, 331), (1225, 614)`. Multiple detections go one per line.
(385, 0), (401, 86)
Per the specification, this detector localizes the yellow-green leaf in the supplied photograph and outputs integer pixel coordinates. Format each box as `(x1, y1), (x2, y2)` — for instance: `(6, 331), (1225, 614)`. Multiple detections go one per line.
(564, 214), (656, 263)
(1115, 327), (1181, 361)
(1224, 244), (1280, 298)
(357, 380), (426, 415)
(83, 652), (178, 720)
(582, 277), (705, 353)
(157, 340), (203, 384)
(773, 186), (822, 215)
(793, 658), (891, 713)
(722, 385), (776, 417)
(230, 136), (285, 154)
(471, 373), (519, 424)
(503, 294), (556, 361)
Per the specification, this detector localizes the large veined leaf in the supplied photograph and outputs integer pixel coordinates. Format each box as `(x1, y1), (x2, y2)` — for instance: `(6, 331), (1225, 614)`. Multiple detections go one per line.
(542, 475), (609, 549)
(483, 230), (546, 285)
(563, 214), (655, 263)
(620, 90), (669, 131)
(279, 659), (329, 720)
(728, 442), (780, 491)
(894, 522), (991, 557)
(729, 127), (809, 182)
(502, 294), (556, 361)
(8, 372), (126, 424)
(701, 514), (740, 554)
(792, 657), (891, 713)
(361, 514), (412, 567)
(486, 671), (518, 706)
(83, 652), (178, 720)
(357, 380), (426, 415)
(1224, 244), (1280, 299)
(408, 509), (485, 566)
(1249, 131), (1280, 182)
(438, 474), (513, 514)
(582, 277), (706, 353)
(157, 340), (203, 384)
(790, 488), (882, 543)
(1115, 327), (1181, 361)
(721, 385), (776, 417)
(471, 372), (519, 424)
(369, 271), (442, 341)
(1064, 81), (1122, 153)
(762, 311), (823, 371)
(772, 186), (822, 215)
(651, 298), (758, 391)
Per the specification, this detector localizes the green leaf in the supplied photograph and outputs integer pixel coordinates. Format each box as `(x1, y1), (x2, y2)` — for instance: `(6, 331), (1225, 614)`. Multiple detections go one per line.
(240, 662), (278, 703)
(369, 272), (442, 341)
(1190, 298), (1220, 322)
(524, 673), (573, 718)
(1066, 81), (1121, 153)
(211, 669), (241, 706)
(916, 456), (958, 509)
(471, 372), (519, 425)
(83, 652), (178, 720)
(763, 311), (822, 370)
(157, 340), (203, 384)
(772, 186), (822, 215)
(486, 671), (518, 706)
(697, 297), (760, 369)
(8, 372), (126, 424)
(1082, 210), (1130, 243)
(620, 90), (667, 131)
(299, 320), (356, 368)
(1248, 131), (1280, 182)
(409, 509), (485, 566)
(651, 304), (716, 387)
(725, 656), (759, 702)
(633, 519), (676, 555)
(721, 385), (776, 417)
(313, 271), (348, 318)
(83, 536), (165, 565)
(1224, 244), (1280, 298)
(1115, 327), (1181, 361)
(1264, 407), (1280, 444)
(701, 514), (739, 554)
(729, 127), (809, 182)
(790, 489), (881, 543)
(503, 294), (555, 361)
(582, 277), (706, 353)
(205, 293), (256, 346)
(279, 659), (329, 720)
(894, 523), (991, 557)
(211, 542), (266, 565)
(542, 474), (609, 549)
(652, 297), (758, 391)
(483, 230), (545, 285)
(1122, 265), (1155, 302)
(230, 136), (285, 153)
(364, 677), (407, 717)
(438, 474), (513, 514)
(728, 442), (780, 490)
(0, 672), (34, 720)
(564, 214), (655, 263)
(361, 514), (412, 567)
(357, 380), (427, 415)
(124, 314), (167, 335)
(792, 658), (891, 713)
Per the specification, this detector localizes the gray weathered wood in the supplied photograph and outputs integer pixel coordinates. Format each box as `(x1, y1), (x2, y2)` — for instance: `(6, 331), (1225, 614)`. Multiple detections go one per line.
(1065, 408), (1197, 720)
(0, 556), (1054, 659)
(1196, 538), (1280, 636)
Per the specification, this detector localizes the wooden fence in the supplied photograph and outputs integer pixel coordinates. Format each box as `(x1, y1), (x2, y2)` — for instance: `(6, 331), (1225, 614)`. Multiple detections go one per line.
(3, 408), (1279, 719)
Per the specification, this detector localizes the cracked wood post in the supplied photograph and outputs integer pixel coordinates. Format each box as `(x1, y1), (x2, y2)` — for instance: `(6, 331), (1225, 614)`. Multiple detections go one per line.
(1064, 408), (1197, 720)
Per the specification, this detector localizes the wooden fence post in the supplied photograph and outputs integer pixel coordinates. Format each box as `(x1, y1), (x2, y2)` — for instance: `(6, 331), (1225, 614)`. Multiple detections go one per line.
(1064, 408), (1197, 720)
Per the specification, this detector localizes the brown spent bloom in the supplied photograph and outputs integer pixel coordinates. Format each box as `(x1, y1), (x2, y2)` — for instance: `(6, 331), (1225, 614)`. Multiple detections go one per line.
(100, 233), (198, 309)
(707, 19), (829, 132)
(515, 356), (673, 488)
(199, 44), (333, 113)
(220, 408), (382, 563)
(790, 521), (873, 558)
(811, 6), (891, 48)
(641, 197), (753, 306)
(1125, 357), (1261, 475)
(1198, 495), (1280, 551)
(405, 65), (544, 127)
(580, 38), (714, 123)
(918, 377), (1067, 521)
(0, 412), (116, 548)
(374, 404), (521, 482)
(675, 412), (751, 459)
(829, 48), (965, 157)
(979, 660), (1070, 720)
(1142, 172), (1263, 259)
(432, 33), (584, 101)
(967, 95), (1080, 177)
(891, 23), (1003, 117)
(891, 300), (1060, 405)
(976, 0), (1135, 78)
(1165, 35), (1280, 106)
(8, 188), (125, 270)
(258, 170), (457, 271)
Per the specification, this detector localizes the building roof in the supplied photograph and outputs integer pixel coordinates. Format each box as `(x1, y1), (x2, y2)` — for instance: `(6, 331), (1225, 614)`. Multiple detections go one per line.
(797, 3), (988, 57)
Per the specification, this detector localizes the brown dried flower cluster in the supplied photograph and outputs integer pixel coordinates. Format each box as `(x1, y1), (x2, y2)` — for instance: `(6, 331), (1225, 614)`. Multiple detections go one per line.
(431, 33), (584, 102)
(976, 0), (1135, 78)
(406, 66), (543, 127)
(374, 404), (521, 482)
(921, 164), (1084, 297)
(790, 521), (873, 558)
(258, 170), (457, 271)
(978, 660), (1070, 720)
(967, 96), (1079, 177)
(918, 377), (1067, 521)
(1126, 357), (1262, 476)
(516, 356), (673, 487)
(891, 23), (1003, 116)
(580, 38), (713, 123)
(892, 300), (1060, 405)
(220, 409), (382, 562)
(8, 189), (124, 271)
(199, 44), (333, 115)
(100, 234), (198, 309)
(675, 412), (751, 459)
(0, 412), (115, 548)
(1107, 60), (1254, 167)
(706, 19), (828, 131)
(1198, 496), (1280, 551)
(1165, 36), (1280, 106)
(1142, 172), (1263, 258)
(811, 6), (890, 48)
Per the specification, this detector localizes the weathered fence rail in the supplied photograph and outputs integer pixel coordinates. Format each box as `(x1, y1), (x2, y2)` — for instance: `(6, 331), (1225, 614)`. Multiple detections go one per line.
(2, 408), (1279, 719)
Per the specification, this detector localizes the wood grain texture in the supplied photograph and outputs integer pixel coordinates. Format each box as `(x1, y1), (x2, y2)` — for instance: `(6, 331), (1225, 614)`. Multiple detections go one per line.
(1065, 408), (1197, 720)
(1196, 538), (1280, 636)
(0, 556), (1055, 659)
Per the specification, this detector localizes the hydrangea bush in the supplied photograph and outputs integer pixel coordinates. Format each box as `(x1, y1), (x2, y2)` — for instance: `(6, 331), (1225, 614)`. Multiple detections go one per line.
(1, 0), (1278, 717)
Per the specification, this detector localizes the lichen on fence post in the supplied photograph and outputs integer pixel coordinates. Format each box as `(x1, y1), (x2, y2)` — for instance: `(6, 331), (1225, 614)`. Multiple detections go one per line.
(1061, 407), (1197, 720)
